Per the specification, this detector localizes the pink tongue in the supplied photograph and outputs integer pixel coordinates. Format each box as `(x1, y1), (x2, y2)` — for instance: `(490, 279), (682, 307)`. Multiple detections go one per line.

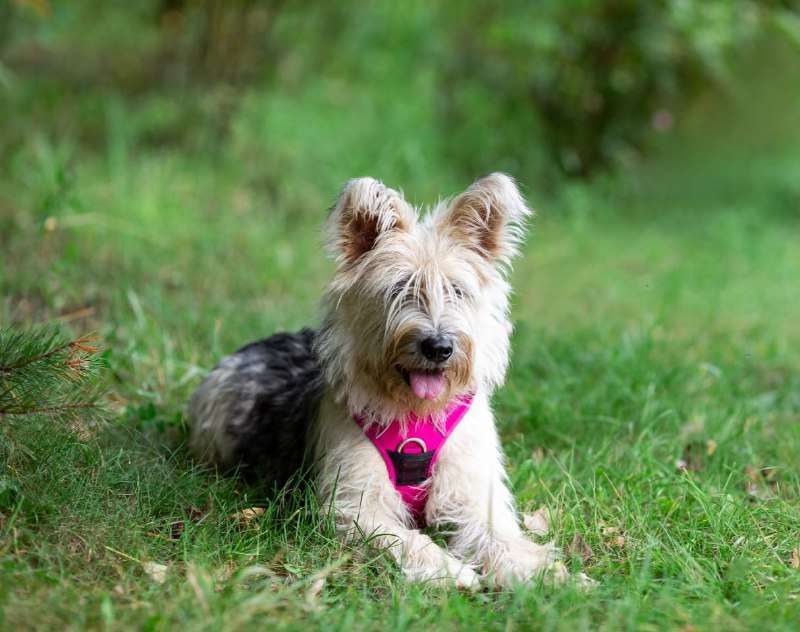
(409, 371), (446, 400)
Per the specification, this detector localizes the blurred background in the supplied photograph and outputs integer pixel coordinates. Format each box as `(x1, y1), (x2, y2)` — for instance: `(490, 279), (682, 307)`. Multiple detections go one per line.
(4, 0), (800, 188)
(1, 0), (799, 403)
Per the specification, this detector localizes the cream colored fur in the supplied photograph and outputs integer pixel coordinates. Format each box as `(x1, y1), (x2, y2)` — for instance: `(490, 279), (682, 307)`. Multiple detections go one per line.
(312, 174), (580, 588)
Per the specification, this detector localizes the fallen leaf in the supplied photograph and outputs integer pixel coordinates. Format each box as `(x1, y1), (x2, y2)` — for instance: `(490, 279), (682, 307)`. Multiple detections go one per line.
(601, 526), (626, 548)
(522, 507), (551, 537)
(744, 464), (761, 492)
(791, 548), (799, 569)
(744, 465), (778, 500)
(706, 439), (718, 456)
(567, 533), (593, 564)
(762, 466), (779, 482)
(229, 507), (265, 524)
(170, 521), (185, 540)
(169, 506), (206, 539)
(142, 561), (168, 584)
(677, 442), (706, 472)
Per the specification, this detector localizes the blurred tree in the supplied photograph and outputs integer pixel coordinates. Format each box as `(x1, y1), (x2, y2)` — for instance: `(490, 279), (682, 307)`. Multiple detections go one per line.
(4, 0), (797, 183)
(156, 0), (291, 84)
(440, 0), (794, 177)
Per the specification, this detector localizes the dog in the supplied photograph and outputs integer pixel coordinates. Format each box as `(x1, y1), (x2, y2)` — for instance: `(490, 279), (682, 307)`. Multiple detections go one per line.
(188, 173), (579, 588)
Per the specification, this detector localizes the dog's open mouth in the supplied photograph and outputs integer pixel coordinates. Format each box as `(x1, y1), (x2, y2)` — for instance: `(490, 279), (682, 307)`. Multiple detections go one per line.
(397, 366), (446, 401)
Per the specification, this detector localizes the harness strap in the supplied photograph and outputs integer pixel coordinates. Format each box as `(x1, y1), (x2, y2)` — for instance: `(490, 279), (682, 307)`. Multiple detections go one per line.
(353, 394), (473, 526)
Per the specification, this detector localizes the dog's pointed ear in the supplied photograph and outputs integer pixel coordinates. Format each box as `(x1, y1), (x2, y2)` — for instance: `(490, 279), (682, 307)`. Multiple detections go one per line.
(439, 173), (532, 267)
(328, 177), (415, 265)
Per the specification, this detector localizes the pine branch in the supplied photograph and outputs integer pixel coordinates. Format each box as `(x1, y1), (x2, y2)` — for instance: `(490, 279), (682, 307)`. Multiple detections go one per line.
(0, 339), (74, 373)
(0, 326), (105, 422)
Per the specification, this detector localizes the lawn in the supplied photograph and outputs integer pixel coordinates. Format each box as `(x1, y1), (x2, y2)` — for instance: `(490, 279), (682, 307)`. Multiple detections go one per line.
(2, 13), (800, 631)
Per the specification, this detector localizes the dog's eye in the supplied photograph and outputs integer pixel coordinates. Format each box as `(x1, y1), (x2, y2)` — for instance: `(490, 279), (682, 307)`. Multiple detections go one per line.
(390, 279), (408, 300)
(451, 283), (464, 300)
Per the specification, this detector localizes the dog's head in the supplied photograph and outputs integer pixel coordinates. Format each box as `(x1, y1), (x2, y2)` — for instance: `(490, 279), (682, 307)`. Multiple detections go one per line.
(317, 173), (532, 420)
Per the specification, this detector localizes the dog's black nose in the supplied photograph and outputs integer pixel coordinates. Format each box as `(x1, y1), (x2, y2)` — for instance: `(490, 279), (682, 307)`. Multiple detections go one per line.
(420, 335), (453, 363)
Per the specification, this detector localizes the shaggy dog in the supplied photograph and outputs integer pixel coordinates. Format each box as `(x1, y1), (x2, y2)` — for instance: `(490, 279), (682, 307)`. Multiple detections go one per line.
(188, 174), (582, 588)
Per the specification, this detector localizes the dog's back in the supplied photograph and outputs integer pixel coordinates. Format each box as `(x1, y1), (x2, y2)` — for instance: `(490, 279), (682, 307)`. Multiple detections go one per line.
(188, 328), (324, 485)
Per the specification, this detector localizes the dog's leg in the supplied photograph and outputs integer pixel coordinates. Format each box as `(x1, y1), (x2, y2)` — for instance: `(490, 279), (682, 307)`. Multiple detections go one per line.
(432, 466), (564, 588)
(338, 509), (481, 589)
(314, 408), (480, 589)
(427, 398), (567, 588)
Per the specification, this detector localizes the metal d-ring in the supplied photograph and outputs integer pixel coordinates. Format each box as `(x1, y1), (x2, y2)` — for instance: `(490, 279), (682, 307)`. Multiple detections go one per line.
(397, 437), (427, 453)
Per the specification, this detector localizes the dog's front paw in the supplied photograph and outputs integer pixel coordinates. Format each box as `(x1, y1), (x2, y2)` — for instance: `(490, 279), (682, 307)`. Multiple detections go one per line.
(486, 539), (563, 588)
(446, 562), (482, 591)
(404, 557), (481, 590)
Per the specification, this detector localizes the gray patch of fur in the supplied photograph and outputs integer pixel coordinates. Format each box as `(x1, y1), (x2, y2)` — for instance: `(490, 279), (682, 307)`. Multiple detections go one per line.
(188, 328), (323, 486)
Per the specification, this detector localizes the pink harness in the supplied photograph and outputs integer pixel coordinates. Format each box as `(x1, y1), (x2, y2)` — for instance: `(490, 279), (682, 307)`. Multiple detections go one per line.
(353, 394), (473, 526)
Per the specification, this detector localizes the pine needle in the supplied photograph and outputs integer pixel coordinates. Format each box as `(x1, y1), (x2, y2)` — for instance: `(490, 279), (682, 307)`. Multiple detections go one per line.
(0, 326), (105, 422)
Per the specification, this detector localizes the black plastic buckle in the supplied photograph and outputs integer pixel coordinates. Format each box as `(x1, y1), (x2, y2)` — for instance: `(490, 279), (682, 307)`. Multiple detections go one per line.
(388, 449), (434, 486)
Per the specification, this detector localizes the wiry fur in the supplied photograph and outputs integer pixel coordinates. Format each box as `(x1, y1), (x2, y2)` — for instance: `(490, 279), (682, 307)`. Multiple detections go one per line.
(188, 329), (323, 483)
(189, 173), (588, 588)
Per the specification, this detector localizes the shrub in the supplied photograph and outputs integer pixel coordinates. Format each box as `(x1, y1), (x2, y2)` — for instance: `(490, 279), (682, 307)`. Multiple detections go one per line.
(440, 0), (798, 177)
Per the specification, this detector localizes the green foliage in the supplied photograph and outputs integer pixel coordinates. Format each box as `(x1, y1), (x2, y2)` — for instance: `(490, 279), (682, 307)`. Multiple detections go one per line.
(6, 0), (797, 186)
(0, 327), (103, 420)
(441, 0), (795, 176)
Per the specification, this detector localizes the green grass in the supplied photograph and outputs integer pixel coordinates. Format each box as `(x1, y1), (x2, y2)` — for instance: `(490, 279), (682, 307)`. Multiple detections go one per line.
(2, 17), (800, 631)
